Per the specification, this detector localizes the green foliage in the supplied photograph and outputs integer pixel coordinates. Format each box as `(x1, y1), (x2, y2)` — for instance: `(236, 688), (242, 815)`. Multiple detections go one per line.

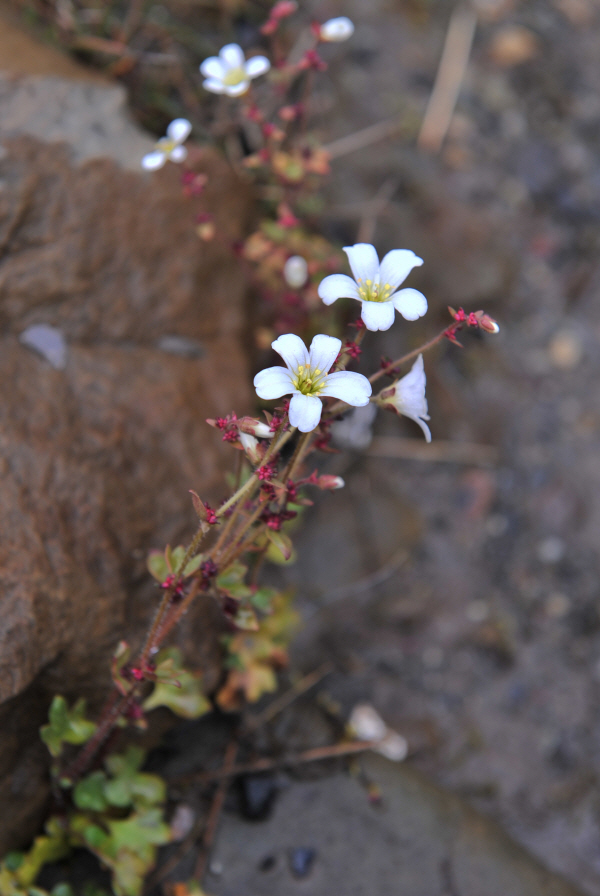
(40, 697), (97, 759)
(263, 529), (295, 564)
(147, 546), (204, 583)
(0, 819), (69, 894)
(142, 647), (210, 719)
(216, 562), (251, 599)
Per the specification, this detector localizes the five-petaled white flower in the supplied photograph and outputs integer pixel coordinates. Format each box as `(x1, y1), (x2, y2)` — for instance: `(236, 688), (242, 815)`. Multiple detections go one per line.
(254, 334), (372, 433)
(318, 243), (427, 331)
(378, 354), (431, 442)
(200, 44), (271, 97)
(320, 16), (355, 42)
(141, 119), (192, 171)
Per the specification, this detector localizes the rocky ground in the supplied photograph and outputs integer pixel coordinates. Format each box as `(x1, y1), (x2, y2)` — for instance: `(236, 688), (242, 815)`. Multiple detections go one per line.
(3, 0), (600, 893)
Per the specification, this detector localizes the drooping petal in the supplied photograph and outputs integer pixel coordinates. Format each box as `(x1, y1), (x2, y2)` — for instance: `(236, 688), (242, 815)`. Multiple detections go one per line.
(391, 288), (428, 321)
(308, 334), (342, 374)
(394, 354), (431, 442)
(167, 118), (192, 144)
(360, 300), (396, 331)
(343, 243), (380, 285)
(245, 55), (271, 79)
(407, 415), (431, 442)
(141, 150), (166, 171)
(220, 43), (245, 69)
(379, 250), (423, 290)
(318, 274), (361, 306)
(200, 57), (226, 80)
(271, 334), (309, 372)
(320, 371), (372, 406)
(289, 393), (323, 432)
(254, 366), (294, 400)
(202, 78), (227, 94)
(168, 145), (187, 163)
(224, 81), (250, 97)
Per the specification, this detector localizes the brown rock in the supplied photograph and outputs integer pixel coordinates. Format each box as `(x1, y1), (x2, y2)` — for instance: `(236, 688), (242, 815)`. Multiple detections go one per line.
(0, 80), (252, 847)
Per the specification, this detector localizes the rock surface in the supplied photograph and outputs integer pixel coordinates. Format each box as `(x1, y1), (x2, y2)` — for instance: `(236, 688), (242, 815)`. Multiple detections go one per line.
(209, 754), (585, 896)
(0, 37), (251, 848)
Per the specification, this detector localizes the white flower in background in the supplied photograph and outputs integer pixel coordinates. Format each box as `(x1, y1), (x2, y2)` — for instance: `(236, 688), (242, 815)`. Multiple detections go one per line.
(200, 44), (271, 97)
(141, 119), (192, 171)
(254, 333), (372, 432)
(320, 16), (355, 42)
(318, 242), (427, 331)
(283, 255), (308, 289)
(378, 354), (431, 442)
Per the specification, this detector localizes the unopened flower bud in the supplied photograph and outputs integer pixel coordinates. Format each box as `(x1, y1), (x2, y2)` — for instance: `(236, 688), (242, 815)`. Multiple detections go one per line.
(283, 255), (308, 289)
(476, 311), (500, 334)
(238, 431), (262, 464)
(315, 474), (345, 490)
(238, 416), (274, 438)
(319, 16), (355, 42)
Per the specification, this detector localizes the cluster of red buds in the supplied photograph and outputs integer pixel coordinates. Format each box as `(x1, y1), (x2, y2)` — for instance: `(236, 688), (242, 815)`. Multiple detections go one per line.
(160, 573), (185, 599)
(182, 170), (208, 198)
(261, 508), (297, 530)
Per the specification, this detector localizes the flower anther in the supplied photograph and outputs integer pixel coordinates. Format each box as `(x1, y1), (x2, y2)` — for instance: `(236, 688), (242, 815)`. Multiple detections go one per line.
(142, 119), (192, 171)
(254, 333), (372, 433)
(200, 44), (271, 97)
(319, 16), (355, 42)
(318, 243), (427, 331)
(377, 354), (431, 442)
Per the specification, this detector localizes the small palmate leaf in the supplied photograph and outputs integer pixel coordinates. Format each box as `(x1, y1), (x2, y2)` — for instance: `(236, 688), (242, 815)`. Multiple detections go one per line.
(40, 696), (97, 758)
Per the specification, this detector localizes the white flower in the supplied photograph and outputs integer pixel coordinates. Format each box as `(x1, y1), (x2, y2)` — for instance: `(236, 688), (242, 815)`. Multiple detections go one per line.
(283, 255), (308, 289)
(200, 44), (270, 97)
(318, 242), (427, 332)
(380, 354), (431, 442)
(141, 119), (192, 171)
(254, 333), (372, 433)
(320, 16), (355, 42)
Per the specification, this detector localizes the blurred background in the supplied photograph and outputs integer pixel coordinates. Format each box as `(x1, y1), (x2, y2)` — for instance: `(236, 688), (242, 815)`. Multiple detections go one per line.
(1, 0), (600, 893)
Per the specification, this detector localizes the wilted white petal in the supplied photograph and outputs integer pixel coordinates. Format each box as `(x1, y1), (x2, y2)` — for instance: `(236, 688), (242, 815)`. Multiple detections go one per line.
(360, 300), (395, 331)
(254, 422), (274, 438)
(245, 55), (271, 79)
(283, 255), (308, 289)
(200, 57), (226, 80)
(320, 16), (355, 42)
(202, 78), (226, 94)
(391, 288), (428, 321)
(320, 371), (371, 405)
(141, 150), (166, 171)
(220, 43), (245, 69)
(289, 393), (323, 432)
(318, 273), (360, 306)
(394, 354), (431, 442)
(168, 145), (187, 163)
(379, 249), (423, 290)
(167, 118), (192, 143)
(308, 334), (341, 374)
(343, 243), (380, 285)
(377, 731), (409, 762)
(239, 431), (259, 457)
(224, 80), (250, 97)
(272, 334), (309, 372)
(254, 366), (294, 399)
(349, 704), (387, 741)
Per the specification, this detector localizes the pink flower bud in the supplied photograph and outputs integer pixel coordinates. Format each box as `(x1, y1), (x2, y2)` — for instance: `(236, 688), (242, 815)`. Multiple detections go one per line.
(315, 474), (345, 490)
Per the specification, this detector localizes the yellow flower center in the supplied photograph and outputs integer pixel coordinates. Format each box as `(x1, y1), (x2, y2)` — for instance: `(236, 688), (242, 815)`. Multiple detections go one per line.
(223, 66), (248, 87)
(156, 137), (177, 154)
(292, 365), (326, 396)
(356, 278), (393, 303)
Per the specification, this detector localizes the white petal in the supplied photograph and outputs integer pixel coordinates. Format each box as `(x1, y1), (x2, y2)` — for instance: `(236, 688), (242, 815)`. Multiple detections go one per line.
(308, 334), (341, 374)
(168, 145), (187, 163)
(289, 393), (323, 432)
(343, 244), (380, 285)
(394, 355), (431, 442)
(283, 255), (308, 289)
(379, 250), (423, 290)
(224, 81), (250, 97)
(271, 334), (309, 372)
(203, 78), (226, 94)
(320, 371), (372, 406)
(167, 118), (192, 144)
(220, 43), (245, 69)
(141, 150), (166, 170)
(254, 366), (294, 400)
(245, 55), (271, 79)
(360, 300), (395, 331)
(391, 288), (428, 321)
(320, 17), (355, 42)
(405, 414), (431, 442)
(318, 274), (361, 306)
(200, 57), (226, 80)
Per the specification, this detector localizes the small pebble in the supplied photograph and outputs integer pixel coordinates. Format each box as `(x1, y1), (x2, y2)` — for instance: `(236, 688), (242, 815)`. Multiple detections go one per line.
(20, 324), (67, 369)
(537, 537), (566, 564)
(288, 847), (316, 879)
(259, 855), (277, 873)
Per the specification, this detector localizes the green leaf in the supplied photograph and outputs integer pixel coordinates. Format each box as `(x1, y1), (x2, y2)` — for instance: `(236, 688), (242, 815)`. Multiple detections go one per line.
(105, 745), (145, 779)
(147, 551), (170, 583)
(40, 697), (96, 759)
(183, 554), (204, 576)
(51, 884), (75, 896)
(264, 529), (294, 563)
(104, 777), (133, 809)
(143, 647), (210, 720)
(216, 562), (250, 598)
(233, 606), (260, 631)
(251, 587), (277, 613)
(74, 771), (108, 812)
(11, 820), (69, 888)
(167, 545), (186, 572)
